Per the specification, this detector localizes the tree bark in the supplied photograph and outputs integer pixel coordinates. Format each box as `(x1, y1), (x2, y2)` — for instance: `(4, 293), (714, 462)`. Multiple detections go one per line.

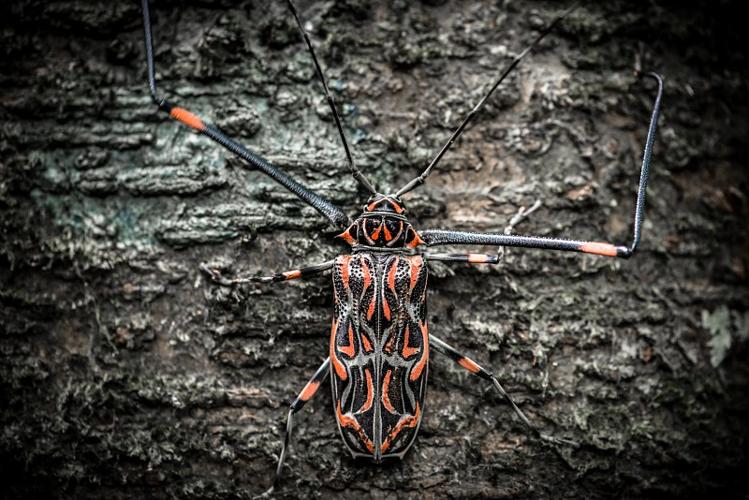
(1, 0), (747, 498)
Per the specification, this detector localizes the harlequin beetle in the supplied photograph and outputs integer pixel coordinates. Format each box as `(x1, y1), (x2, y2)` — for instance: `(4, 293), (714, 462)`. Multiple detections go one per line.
(140, 0), (663, 495)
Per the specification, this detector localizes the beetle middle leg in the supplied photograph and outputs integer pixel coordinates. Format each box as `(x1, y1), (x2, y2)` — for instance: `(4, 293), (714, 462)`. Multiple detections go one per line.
(200, 260), (334, 286)
(257, 357), (330, 498)
(429, 335), (576, 447)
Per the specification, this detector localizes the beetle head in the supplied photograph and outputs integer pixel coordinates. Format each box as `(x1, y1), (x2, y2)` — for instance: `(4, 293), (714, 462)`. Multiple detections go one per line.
(337, 194), (425, 248)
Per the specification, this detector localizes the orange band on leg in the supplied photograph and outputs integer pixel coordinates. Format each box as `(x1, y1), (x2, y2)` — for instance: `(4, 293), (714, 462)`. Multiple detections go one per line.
(579, 242), (618, 257)
(282, 270), (302, 280)
(299, 380), (320, 402)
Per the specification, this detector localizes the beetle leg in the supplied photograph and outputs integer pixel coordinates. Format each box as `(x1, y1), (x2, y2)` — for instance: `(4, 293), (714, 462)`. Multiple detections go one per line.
(257, 357), (330, 498)
(424, 253), (499, 264)
(429, 335), (577, 447)
(200, 260), (334, 286)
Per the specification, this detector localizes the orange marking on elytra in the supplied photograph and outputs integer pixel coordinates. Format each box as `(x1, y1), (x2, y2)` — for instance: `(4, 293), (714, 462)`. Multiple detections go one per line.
(380, 403), (420, 453)
(361, 258), (372, 290)
(409, 258), (422, 290)
(467, 254), (491, 264)
(169, 107), (205, 131)
(282, 270), (302, 280)
(356, 368), (374, 414)
(580, 242), (618, 257)
(401, 325), (419, 359)
(383, 331), (396, 354)
(382, 292), (390, 321)
(382, 369), (396, 414)
(340, 255), (351, 289)
(409, 321), (429, 381)
(336, 400), (374, 453)
(299, 380), (320, 401)
(339, 324), (356, 358)
(361, 332), (373, 352)
(458, 357), (481, 374)
(387, 257), (399, 292)
(329, 319), (347, 380)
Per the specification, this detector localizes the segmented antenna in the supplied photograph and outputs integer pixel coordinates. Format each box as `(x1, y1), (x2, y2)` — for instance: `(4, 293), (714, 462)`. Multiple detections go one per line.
(395, 2), (580, 197)
(142, 0), (163, 106)
(626, 71), (663, 257)
(287, 0), (377, 194)
(140, 0), (352, 228)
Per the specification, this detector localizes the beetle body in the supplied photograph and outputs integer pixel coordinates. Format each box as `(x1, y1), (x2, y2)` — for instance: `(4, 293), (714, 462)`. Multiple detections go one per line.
(331, 196), (429, 460)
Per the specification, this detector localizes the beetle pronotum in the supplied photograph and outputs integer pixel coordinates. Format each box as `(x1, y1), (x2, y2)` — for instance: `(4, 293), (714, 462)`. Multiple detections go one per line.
(140, 0), (663, 495)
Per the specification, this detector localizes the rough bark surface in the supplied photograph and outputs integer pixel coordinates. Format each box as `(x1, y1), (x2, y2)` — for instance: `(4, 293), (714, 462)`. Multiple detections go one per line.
(1, 1), (748, 498)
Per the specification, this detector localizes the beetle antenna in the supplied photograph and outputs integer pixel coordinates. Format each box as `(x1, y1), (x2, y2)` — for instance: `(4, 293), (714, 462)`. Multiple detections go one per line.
(142, 0), (164, 107)
(140, 0), (351, 228)
(395, 2), (580, 197)
(287, 0), (377, 195)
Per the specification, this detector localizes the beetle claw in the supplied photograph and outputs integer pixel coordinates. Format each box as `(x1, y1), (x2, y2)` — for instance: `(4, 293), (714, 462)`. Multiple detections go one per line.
(199, 263), (235, 286)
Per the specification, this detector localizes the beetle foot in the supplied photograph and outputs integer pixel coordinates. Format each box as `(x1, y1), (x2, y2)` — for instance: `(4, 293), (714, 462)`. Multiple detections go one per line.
(199, 263), (235, 286)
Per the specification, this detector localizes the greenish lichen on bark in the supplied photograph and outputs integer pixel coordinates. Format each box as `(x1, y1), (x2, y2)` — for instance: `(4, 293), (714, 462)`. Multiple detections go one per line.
(1, 0), (748, 498)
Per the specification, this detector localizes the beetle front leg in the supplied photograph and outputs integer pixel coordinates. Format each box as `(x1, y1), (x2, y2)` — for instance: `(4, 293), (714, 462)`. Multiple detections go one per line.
(424, 252), (499, 264)
(430, 335), (577, 447)
(256, 357), (330, 499)
(200, 260), (334, 286)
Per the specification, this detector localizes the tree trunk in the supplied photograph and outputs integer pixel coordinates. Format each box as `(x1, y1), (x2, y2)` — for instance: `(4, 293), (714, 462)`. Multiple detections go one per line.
(1, 0), (747, 498)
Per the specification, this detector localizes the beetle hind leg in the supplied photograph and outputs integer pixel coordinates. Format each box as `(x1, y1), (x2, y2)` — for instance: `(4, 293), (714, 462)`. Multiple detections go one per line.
(430, 335), (577, 448)
(200, 260), (334, 286)
(256, 357), (330, 498)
